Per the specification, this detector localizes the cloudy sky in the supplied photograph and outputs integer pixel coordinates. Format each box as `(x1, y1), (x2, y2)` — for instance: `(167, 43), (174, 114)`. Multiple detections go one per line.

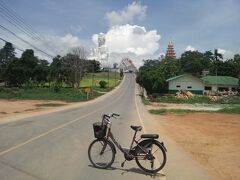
(0, 0), (239, 66)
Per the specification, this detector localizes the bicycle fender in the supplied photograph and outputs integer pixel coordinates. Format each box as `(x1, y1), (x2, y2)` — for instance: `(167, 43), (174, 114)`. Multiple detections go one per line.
(137, 139), (167, 152)
(159, 141), (167, 152)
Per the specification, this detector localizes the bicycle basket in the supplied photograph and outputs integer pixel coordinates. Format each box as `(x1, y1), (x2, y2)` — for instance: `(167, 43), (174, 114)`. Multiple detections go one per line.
(93, 122), (107, 139)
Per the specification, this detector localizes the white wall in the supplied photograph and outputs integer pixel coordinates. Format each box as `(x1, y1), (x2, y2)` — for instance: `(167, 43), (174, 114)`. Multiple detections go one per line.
(169, 75), (204, 91)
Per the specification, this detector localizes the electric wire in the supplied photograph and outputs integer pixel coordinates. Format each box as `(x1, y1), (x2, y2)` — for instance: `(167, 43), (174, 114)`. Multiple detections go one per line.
(0, 0), (58, 56)
(0, 24), (54, 58)
(0, 36), (24, 52)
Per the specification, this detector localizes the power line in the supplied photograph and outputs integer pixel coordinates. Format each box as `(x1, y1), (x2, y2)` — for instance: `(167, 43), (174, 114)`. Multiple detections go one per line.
(0, 0), (59, 55)
(0, 11), (40, 41)
(0, 0), (44, 41)
(0, 36), (24, 52)
(0, 24), (54, 58)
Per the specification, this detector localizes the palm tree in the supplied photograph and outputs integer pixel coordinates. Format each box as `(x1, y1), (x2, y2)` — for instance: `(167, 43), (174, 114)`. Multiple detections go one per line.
(214, 49), (223, 93)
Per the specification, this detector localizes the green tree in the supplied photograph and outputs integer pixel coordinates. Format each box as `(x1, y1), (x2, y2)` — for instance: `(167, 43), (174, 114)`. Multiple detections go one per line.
(34, 59), (49, 86)
(160, 57), (180, 79)
(5, 49), (38, 86)
(0, 42), (16, 82)
(179, 51), (206, 76)
(136, 60), (167, 94)
(50, 55), (65, 85)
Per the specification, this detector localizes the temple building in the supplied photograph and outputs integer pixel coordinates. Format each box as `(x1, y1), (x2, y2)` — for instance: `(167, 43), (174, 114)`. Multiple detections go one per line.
(165, 41), (176, 58)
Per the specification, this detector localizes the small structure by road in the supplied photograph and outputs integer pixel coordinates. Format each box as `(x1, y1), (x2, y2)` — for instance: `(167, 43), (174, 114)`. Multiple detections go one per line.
(166, 74), (239, 95)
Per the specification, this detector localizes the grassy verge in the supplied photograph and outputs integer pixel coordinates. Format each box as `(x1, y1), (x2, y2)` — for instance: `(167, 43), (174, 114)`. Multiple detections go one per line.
(0, 72), (121, 102)
(149, 106), (240, 115)
(152, 95), (240, 104)
(217, 106), (240, 114)
(149, 109), (211, 115)
(80, 72), (120, 88)
(141, 97), (150, 105)
(0, 87), (100, 102)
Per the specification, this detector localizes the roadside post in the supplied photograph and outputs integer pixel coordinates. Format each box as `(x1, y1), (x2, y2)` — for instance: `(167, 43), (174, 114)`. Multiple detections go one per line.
(84, 87), (91, 100)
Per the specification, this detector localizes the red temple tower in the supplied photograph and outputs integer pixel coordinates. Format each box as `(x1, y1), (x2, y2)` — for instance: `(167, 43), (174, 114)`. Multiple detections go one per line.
(165, 41), (176, 58)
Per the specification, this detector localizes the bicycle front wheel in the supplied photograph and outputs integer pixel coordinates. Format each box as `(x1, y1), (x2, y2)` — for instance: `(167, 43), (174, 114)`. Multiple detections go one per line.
(135, 140), (166, 173)
(88, 139), (115, 169)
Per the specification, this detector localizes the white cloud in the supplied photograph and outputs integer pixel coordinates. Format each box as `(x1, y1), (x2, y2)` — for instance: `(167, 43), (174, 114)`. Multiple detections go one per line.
(106, 1), (147, 26)
(185, 45), (195, 51)
(2, 33), (83, 61)
(91, 24), (160, 67)
(217, 48), (226, 55)
(105, 24), (160, 56)
(61, 33), (81, 48)
(108, 52), (159, 68)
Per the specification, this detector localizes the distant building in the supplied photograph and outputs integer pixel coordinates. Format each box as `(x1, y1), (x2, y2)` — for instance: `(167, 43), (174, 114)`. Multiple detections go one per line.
(201, 76), (239, 95)
(166, 74), (239, 95)
(166, 74), (204, 95)
(119, 58), (137, 73)
(165, 41), (176, 58)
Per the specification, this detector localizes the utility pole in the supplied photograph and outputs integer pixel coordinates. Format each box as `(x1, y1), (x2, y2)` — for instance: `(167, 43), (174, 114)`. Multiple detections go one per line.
(114, 68), (116, 87)
(92, 62), (94, 95)
(108, 69), (110, 89)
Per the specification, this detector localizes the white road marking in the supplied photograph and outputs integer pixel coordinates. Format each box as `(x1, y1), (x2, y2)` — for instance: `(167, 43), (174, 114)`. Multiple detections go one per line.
(0, 77), (130, 157)
(134, 83), (167, 180)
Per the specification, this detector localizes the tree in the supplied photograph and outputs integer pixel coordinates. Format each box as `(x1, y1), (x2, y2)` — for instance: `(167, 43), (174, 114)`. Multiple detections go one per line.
(136, 60), (167, 94)
(179, 51), (206, 76)
(160, 57), (180, 79)
(62, 46), (88, 88)
(84, 60), (101, 73)
(5, 49), (38, 87)
(50, 55), (64, 85)
(212, 49), (223, 76)
(0, 42), (16, 82)
(34, 59), (49, 86)
(232, 54), (240, 78)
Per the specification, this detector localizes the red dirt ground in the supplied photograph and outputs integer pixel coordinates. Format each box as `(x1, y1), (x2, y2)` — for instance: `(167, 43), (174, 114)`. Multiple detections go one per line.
(154, 113), (240, 180)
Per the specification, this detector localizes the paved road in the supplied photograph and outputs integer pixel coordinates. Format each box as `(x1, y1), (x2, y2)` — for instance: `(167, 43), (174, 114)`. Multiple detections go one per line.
(0, 74), (166, 180)
(0, 74), (212, 180)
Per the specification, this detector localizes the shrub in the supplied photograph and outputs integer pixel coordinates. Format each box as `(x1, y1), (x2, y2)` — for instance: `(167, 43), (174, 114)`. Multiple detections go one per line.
(99, 80), (107, 88)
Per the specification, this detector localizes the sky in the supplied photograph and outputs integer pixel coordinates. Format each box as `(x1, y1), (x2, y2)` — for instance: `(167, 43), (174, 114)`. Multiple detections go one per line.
(0, 0), (239, 67)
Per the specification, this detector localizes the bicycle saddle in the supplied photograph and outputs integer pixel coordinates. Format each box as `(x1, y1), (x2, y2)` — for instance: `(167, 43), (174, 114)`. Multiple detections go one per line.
(130, 125), (142, 131)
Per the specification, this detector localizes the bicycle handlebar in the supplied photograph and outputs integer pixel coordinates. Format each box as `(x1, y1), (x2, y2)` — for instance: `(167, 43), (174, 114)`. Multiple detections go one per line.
(102, 113), (120, 124)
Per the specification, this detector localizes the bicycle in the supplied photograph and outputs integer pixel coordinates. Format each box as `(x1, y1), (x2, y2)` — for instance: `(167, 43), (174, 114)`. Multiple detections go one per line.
(88, 113), (167, 173)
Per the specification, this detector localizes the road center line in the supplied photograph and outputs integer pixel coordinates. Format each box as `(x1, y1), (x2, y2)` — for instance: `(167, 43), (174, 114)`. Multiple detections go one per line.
(0, 76), (130, 157)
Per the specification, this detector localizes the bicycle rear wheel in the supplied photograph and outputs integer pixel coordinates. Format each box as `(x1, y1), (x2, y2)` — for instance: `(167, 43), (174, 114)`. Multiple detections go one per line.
(88, 139), (115, 169)
(135, 140), (166, 173)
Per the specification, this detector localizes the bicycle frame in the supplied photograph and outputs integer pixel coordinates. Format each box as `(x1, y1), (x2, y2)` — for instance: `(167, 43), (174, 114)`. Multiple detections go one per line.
(105, 121), (149, 157)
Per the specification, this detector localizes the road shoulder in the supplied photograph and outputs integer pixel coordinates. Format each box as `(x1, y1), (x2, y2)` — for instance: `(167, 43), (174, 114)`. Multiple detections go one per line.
(0, 76), (125, 125)
(135, 84), (212, 180)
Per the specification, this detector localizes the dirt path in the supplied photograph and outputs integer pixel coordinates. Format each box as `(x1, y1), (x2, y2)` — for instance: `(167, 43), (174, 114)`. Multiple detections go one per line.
(153, 113), (240, 180)
(0, 100), (70, 120)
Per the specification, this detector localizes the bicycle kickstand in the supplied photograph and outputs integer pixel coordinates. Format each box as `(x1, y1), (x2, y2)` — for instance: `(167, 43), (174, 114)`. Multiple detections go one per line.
(121, 160), (126, 167)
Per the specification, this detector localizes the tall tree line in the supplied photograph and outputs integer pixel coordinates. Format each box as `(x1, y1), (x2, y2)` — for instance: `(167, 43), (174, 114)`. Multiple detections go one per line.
(0, 42), (100, 88)
(137, 50), (240, 94)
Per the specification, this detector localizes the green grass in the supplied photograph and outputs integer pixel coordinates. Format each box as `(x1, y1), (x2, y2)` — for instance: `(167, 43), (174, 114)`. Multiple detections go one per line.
(0, 72), (121, 102)
(0, 87), (101, 102)
(141, 97), (150, 105)
(80, 72), (120, 88)
(153, 95), (240, 104)
(149, 106), (240, 115)
(217, 106), (240, 114)
(149, 109), (210, 115)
